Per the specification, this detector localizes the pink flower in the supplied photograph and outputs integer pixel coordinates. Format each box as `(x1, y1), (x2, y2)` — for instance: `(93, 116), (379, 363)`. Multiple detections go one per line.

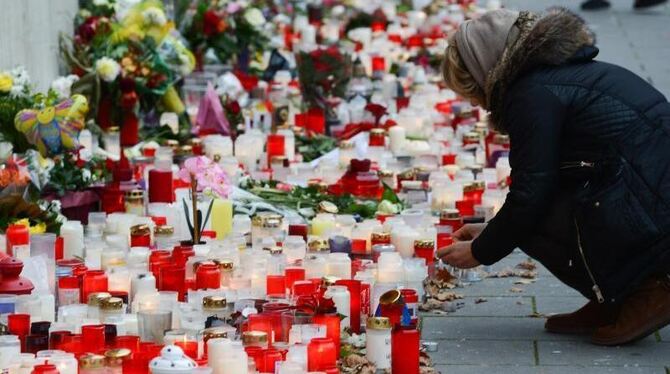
(226, 2), (241, 14)
(179, 156), (232, 198)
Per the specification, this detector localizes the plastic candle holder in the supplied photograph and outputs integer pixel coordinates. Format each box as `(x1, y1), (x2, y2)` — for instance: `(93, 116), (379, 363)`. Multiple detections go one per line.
(159, 265), (186, 301)
(172, 245), (196, 268)
(82, 324), (106, 354)
(284, 267), (306, 295)
(31, 364), (59, 374)
(148, 169), (174, 203)
(81, 270), (109, 303)
(336, 279), (362, 334)
(307, 337), (337, 371)
(195, 263), (221, 290)
(0, 294), (17, 314)
(311, 315), (340, 357)
(267, 134), (286, 165)
(392, 326), (420, 374)
(49, 330), (73, 350)
(25, 334), (49, 354)
(266, 275), (286, 297)
(138, 309), (173, 344)
(114, 335), (140, 353)
(247, 314), (274, 343)
(292, 280), (317, 297)
(7, 313), (30, 350)
(455, 199), (475, 217)
(6, 223), (29, 258)
(288, 224), (309, 241)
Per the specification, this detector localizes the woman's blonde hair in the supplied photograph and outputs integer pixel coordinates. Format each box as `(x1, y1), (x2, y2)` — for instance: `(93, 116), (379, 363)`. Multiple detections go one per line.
(442, 35), (486, 106)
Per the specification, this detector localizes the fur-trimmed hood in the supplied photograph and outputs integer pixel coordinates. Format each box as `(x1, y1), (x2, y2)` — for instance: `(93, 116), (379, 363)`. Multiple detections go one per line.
(485, 8), (595, 130)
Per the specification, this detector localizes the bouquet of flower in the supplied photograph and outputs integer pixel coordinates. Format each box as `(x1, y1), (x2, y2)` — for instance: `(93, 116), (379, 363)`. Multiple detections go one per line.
(297, 46), (352, 110)
(61, 0), (195, 139)
(0, 67), (35, 153)
(176, 0), (268, 73)
(44, 150), (109, 197)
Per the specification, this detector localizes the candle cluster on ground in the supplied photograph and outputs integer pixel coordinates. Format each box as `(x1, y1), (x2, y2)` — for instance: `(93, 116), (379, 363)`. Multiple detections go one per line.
(0, 0), (513, 373)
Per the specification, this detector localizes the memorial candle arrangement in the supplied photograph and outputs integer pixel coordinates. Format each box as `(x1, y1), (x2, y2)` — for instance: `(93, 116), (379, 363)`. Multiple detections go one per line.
(0, 0), (511, 372)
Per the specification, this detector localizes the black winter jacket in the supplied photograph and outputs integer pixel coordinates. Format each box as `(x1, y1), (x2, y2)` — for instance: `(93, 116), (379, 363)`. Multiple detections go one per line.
(470, 9), (670, 303)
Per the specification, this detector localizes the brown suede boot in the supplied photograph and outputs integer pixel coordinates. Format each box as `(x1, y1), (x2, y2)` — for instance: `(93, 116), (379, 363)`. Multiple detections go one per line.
(545, 300), (619, 334)
(592, 274), (670, 346)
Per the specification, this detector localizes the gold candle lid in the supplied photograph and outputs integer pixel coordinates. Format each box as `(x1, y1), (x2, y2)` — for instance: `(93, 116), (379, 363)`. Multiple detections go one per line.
(414, 239), (435, 249)
(154, 225), (175, 236)
(270, 156), (288, 165)
(371, 232), (391, 242)
(88, 292), (112, 307)
(203, 295), (227, 309)
(164, 139), (179, 148)
(107, 126), (120, 133)
(308, 238), (329, 252)
(99, 297), (124, 311)
(79, 354), (106, 369)
(202, 326), (230, 340)
(379, 289), (402, 305)
(242, 331), (268, 345)
(398, 169), (416, 180)
(367, 317), (392, 330)
(252, 212), (283, 228)
(130, 224), (151, 236)
(370, 128), (386, 136)
(440, 208), (461, 220)
(307, 179), (329, 192)
(339, 140), (354, 150)
(463, 131), (480, 142)
(265, 246), (283, 255)
(105, 348), (131, 359)
(493, 133), (510, 144)
(125, 189), (145, 199)
(178, 145), (193, 156)
(471, 180), (485, 189)
(188, 138), (202, 146)
(378, 170), (394, 178)
(213, 259), (234, 272)
(318, 201), (339, 214)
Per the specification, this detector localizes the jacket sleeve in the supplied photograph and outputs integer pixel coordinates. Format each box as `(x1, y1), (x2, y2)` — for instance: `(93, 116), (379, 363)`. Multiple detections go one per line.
(471, 83), (566, 265)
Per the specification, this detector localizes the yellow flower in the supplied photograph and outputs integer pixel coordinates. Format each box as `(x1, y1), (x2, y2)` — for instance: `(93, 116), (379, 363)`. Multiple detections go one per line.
(29, 222), (47, 234)
(0, 73), (13, 93)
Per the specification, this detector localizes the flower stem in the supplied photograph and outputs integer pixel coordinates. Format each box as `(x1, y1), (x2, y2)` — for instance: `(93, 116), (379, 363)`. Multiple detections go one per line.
(191, 174), (199, 244)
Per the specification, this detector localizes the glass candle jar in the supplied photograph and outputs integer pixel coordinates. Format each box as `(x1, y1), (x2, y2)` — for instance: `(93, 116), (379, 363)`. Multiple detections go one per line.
(79, 353), (106, 373)
(154, 225), (176, 250)
(392, 326), (420, 374)
(368, 128), (386, 147)
(130, 224), (151, 248)
(366, 317), (392, 369)
(99, 297), (125, 323)
(266, 275), (286, 297)
(414, 239), (435, 267)
(324, 285), (351, 330)
(6, 223), (29, 259)
(251, 213), (284, 247)
(311, 315), (340, 357)
(104, 348), (131, 374)
(307, 337), (337, 371)
(81, 325), (106, 354)
(138, 309), (172, 344)
(124, 190), (145, 216)
(326, 253), (352, 279)
(82, 270), (109, 304)
(338, 141), (356, 169)
(195, 263), (221, 290)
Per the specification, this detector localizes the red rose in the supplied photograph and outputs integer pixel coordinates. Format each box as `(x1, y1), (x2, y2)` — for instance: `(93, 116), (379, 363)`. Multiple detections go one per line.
(226, 100), (241, 115)
(203, 10), (224, 36)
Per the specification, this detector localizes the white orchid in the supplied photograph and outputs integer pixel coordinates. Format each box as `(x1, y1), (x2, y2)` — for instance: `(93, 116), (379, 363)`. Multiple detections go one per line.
(50, 75), (79, 100)
(96, 57), (121, 82)
(244, 8), (265, 28)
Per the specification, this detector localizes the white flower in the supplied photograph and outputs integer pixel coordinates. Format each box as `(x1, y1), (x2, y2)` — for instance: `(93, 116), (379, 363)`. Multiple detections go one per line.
(51, 75), (79, 100)
(115, 0), (141, 20)
(142, 7), (167, 26)
(78, 148), (93, 162)
(96, 57), (121, 82)
(92, 0), (109, 6)
(0, 142), (12, 163)
(377, 200), (401, 215)
(82, 168), (92, 182)
(244, 8), (265, 28)
(10, 66), (30, 86)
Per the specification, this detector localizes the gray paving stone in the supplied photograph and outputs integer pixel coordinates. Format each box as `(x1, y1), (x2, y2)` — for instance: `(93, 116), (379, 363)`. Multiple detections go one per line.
(447, 296), (534, 317)
(659, 326), (670, 342)
(537, 340), (670, 366)
(435, 364), (541, 374)
(429, 339), (535, 365)
(421, 316), (578, 341)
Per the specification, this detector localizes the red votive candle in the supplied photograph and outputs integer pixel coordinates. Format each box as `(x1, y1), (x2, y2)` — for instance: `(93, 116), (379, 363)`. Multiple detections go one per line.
(130, 225), (152, 248)
(49, 330), (72, 350)
(81, 270), (108, 303)
(31, 364), (59, 374)
(292, 280), (316, 296)
(392, 327), (420, 374)
(351, 239), (367, 256)
(55, 236), (64, 260)
(267, 134), (285, 165)
(336, 279), (362, 334)
(5, 224), (29, 258)
(148, 169), (174, 203)
(288, 224), (309, 241)
(57, 276), (80, 306)
(414, 239), (435, 267)
(307, 337), (337, 371)
(312, 314), (340, 357)
(195, 263), (221, 290)
(159, 265), (186, 301)
(25, 335), (48, 354)
(439, 209), (463, 232)
(455, 199), (475, 217)
(437, 233), (453, 250)
(247, 314), (274, 343)
(263, 348), (283, 372)
(172, 245), (195, 268)
(175, 340), (198, 359)
(372, 56), (386, 72)
(8, 313), (30, 351)
(284, 267), (305, 295)
(114, 335), (140, 353)
(266, 275), (286, 297)
(149, 250), (171, 279)
(81, 324), (106, 353)
(369, 129), (386, 147)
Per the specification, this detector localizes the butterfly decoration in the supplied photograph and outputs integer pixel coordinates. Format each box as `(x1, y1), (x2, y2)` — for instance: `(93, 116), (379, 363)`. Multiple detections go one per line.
(14, 94), (88, 157)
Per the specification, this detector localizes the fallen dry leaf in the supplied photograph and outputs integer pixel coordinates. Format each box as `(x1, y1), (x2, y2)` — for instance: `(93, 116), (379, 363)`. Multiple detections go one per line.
(527, 312), (546, 318)
(514, 279), (536, 285)
(516, 258), (537, 271)
(474, 298), (488, 304)
(509, 287), (524, 293)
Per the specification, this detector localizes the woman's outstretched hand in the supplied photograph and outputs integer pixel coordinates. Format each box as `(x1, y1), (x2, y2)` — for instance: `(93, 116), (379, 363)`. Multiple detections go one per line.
(436, 240), (481, 269)
(452, 223), (488, 241)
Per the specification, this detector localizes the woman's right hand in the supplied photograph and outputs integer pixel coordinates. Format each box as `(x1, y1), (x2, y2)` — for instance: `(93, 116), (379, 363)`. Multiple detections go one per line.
(452, 223), (488, 242)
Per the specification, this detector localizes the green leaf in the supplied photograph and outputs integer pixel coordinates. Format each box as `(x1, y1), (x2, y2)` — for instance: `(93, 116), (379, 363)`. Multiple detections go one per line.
(381, 182), (401, 204)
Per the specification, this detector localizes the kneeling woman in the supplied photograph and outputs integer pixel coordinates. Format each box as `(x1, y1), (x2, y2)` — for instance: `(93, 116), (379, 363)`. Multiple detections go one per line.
(438, 8), (670, 345)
